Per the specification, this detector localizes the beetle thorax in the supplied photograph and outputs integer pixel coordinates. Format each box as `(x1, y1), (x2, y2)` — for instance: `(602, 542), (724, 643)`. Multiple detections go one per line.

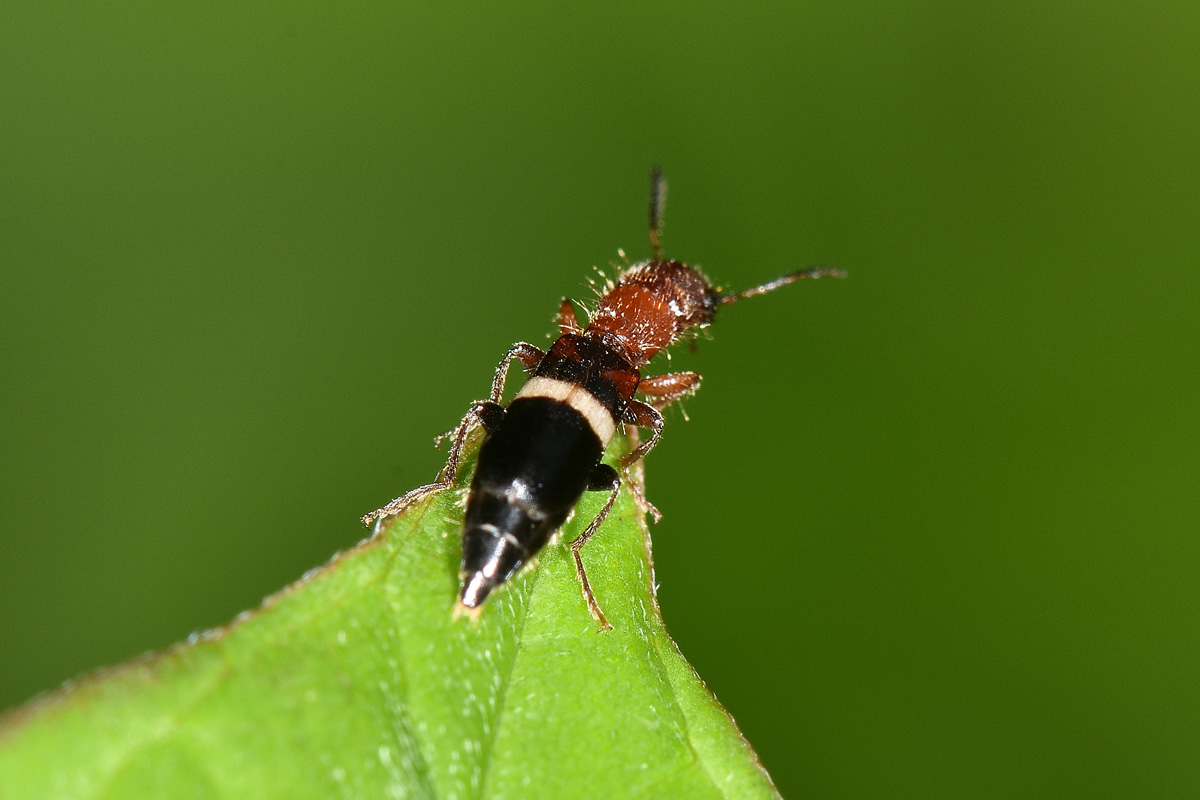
(585, 261), (717, 365)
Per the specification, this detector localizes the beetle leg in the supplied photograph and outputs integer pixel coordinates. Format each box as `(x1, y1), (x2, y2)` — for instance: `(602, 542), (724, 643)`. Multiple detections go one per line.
(622, 399), (665, 467)
(557, 298), (583, 335)
(364, 341), (537, 528)
(487, 341), (545, 404)
(618, 400), (665, 522)
(638, 370), (702, 413)
(570, 463), (621, 631)
(362, 400), (504, 527)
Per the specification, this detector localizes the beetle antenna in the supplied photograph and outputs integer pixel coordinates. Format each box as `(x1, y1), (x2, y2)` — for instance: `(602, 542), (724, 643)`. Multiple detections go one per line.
(718, 266), (846, 305)
(648, 166), (667, 262)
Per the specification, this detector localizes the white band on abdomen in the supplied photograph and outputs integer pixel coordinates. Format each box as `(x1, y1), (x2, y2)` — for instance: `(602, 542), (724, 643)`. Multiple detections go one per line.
(515, 376), (617, 445)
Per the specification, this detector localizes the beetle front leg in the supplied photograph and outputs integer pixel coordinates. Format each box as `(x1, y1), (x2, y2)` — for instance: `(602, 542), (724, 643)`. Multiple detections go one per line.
(557, 298), (583, 335)
(638, 370), (702, 413)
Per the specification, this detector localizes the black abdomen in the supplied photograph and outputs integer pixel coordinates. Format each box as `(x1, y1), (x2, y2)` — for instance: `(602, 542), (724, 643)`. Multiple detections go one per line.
(460, 396), (603, 608)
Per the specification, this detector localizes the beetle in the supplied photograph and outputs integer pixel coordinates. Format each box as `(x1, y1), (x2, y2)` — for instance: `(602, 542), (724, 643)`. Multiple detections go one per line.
(364, 170), (843, 628)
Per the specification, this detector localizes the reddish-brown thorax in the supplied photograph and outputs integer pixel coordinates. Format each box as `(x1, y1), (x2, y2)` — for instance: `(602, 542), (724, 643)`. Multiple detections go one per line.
(584, 260), (718, 366)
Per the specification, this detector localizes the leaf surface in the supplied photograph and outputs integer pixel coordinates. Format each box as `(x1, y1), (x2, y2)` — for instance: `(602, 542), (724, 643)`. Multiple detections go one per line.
(0, 438), (779, 799)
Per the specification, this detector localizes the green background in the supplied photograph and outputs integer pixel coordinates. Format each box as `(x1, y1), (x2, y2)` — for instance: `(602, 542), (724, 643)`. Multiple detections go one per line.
(2, 2), (1197, 797)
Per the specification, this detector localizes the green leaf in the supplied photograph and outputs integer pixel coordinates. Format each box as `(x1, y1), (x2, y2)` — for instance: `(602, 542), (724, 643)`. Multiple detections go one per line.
(0, 435), (779, 799)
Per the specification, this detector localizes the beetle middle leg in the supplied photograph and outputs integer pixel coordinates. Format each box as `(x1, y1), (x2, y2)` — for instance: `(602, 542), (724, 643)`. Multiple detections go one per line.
(487, 341), (545, 403)
(431, 341), (543, 449)
(362, 400), (505, 527)
(618, 399), (666, 522)
(616, 371), (703, 521)
(570, 463), (621, 631)
(362, 343), (543, 527)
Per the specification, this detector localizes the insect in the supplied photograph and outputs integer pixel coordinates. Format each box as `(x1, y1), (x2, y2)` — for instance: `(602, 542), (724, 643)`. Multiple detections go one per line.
(363, 170), (843, 629)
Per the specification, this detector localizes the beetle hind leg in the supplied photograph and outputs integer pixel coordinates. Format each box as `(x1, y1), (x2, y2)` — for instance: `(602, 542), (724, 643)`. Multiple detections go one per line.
(569, 463), (621, 631)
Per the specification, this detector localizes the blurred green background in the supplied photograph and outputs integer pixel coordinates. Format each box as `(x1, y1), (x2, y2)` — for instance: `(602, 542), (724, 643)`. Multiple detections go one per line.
(3, 1), (1198, 796)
